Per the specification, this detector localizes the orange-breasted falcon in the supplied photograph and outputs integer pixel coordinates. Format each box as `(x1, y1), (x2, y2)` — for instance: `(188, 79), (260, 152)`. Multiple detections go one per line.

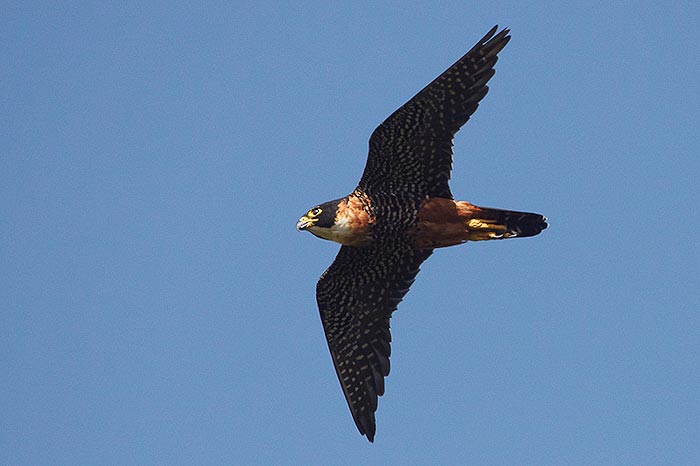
(296, 26), (547, 442)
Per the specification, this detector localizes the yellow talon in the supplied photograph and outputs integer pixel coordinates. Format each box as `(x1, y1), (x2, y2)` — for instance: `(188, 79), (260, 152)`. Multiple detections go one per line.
(467, 218), (507, 231)
(466, 218), (508, 241)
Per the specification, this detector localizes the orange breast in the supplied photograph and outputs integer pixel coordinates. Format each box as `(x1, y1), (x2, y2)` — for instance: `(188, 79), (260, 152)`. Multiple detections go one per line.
(329, 193), (374, 246)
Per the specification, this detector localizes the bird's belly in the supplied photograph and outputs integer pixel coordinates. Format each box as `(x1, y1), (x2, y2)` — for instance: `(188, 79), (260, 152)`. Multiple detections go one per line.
(411, 198), (508, 248)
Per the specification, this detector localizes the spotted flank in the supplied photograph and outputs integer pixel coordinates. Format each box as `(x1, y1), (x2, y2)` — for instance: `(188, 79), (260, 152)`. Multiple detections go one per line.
(297, 26), (547, 443)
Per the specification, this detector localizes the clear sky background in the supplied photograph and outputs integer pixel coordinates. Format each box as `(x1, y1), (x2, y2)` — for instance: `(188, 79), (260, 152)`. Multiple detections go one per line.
(3, 2), (699, 465)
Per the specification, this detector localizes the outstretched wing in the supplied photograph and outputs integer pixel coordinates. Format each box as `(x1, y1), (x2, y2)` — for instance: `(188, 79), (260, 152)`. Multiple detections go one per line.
(358, 26), (510, 199)
(316, 241), (432, 442)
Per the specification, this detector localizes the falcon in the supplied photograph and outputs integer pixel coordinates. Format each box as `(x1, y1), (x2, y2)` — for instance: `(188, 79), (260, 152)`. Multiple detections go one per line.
(296, 26), (547, 442)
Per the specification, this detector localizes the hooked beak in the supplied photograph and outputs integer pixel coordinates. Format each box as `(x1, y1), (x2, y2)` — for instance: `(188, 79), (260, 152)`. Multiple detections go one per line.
(296, 216), (315, 231)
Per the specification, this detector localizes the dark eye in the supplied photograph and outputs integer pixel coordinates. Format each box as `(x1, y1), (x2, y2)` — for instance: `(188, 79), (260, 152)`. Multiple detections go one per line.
(311, 207), (322, 216)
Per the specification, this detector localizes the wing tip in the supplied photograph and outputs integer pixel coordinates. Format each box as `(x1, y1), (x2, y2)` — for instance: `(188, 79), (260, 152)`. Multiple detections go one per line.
(481, 24), (510, 43)
(353, 410), (377, 443)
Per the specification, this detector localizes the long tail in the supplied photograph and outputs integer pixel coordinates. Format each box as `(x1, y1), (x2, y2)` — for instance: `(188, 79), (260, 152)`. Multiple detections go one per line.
(413, 199), (547, 248)
(466, 206), (548, 240)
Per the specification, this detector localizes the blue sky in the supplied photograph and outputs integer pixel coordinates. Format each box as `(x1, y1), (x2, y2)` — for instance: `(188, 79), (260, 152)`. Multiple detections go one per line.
(3, 2), (699, 464)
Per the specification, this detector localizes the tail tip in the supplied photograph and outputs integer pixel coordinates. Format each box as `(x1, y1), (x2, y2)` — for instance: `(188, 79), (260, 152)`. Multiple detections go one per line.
(507, 213), (547, 238)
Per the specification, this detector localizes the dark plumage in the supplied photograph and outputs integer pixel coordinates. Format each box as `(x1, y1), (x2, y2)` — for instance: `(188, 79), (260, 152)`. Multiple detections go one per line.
(297, 26), (547, 442)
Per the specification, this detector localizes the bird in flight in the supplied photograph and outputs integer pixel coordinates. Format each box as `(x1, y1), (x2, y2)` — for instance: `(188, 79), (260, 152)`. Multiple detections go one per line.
(296, 26), (547, 442)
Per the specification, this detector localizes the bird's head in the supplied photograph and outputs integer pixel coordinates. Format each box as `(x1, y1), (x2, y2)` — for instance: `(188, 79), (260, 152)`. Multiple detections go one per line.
(296, 200), (339, 237)
(297, 197), (372, 246)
